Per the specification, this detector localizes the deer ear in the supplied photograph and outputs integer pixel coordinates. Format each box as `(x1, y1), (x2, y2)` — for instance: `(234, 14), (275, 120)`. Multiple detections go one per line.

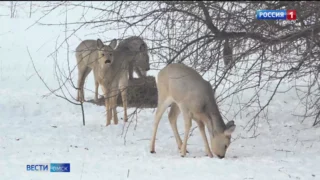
(97, 39), (104, 49)
(109, 39), (118, 49)
(224, 121), (236, 136)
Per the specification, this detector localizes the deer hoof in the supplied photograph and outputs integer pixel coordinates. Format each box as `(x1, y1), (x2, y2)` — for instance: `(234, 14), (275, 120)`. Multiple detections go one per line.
(206, 153), (213, 158)
(179, 149), (189, 154)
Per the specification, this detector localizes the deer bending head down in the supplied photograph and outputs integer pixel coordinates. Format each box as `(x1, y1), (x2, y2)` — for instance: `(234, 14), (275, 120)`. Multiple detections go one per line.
(150, 63), (236, 158)
(117, 36), (150, 80)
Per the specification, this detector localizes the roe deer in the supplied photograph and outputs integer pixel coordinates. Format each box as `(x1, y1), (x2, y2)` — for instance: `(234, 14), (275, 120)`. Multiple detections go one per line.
(75, 39), (118, 103)
(117, 36), (150, 80)
(75, 38), (126, 126)
(76, 38), (148, 126)
(101, 37), (149, 125)
(76, 36), (150, 102)
(150, 63), (236, 158)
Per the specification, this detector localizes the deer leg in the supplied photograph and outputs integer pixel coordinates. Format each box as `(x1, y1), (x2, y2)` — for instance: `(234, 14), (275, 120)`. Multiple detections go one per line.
(102, 86), (112, 126)
(196, 120), (213, 158)
(120, 87), (128, 122)
(110, 89), (119, 125)
(79, 67), (92, 102)
(150, 99), (172, 154)
(168, 104), (190, 153)
(94, 81), (99, 102)
(107, 92), (113, 126)
(180, 107), (192, 157)
(77, 69), (85, 102)
(168, 103), (183, 150)
(93, 72), (100, 102)
(128, 61), (134, 80)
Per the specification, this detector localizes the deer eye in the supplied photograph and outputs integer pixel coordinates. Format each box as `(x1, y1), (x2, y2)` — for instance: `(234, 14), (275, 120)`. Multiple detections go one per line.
(101, 54), (105, 56)
(225, 145), (228, 149)
(109, 53), (112, 56)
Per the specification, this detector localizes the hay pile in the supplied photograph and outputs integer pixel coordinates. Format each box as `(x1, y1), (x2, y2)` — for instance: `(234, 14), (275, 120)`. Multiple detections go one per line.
(86, 76), (158, 108)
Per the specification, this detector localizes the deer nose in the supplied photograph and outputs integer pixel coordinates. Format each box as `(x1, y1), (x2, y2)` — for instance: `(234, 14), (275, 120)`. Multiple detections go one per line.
(146, 67), (150, 71)
(105, 60), (111, 64)
(217, 155), (224, 159)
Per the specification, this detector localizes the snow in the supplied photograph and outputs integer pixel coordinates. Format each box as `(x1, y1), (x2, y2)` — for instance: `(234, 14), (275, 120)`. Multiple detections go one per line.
(1, 3), (320, 180)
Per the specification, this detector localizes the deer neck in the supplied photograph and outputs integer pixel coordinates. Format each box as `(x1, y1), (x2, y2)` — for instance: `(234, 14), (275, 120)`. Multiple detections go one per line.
(210, 111), (226, 134)
(205, 102), (226, 136)
(95, 64), (110, 81)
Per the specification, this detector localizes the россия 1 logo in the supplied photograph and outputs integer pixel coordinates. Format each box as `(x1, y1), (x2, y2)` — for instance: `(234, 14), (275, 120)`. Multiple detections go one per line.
(256, 10), (296, 20)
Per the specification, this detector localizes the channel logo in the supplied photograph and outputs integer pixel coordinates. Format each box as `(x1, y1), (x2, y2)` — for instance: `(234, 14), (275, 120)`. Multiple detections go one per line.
(50, 163), (70, 172)
(26, 163), (70, 172)
(256, 10), (296, 20)
(26, 164), (49, 172)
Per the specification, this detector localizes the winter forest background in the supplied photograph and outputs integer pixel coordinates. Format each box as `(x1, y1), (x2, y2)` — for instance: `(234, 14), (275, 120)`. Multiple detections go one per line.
(0, 1), (320, 180)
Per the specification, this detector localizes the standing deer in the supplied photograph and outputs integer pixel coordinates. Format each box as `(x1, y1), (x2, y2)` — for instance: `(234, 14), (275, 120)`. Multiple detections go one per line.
(150, 63), (236, 158)
(75, 36), (150, 103)
(75, 37), (147, 125)
(117, 36), (150, 80)
(75, 39), (118, 103)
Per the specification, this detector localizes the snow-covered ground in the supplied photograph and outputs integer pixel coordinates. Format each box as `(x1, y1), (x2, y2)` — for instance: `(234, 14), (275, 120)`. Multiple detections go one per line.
(1, 3), (320, 180)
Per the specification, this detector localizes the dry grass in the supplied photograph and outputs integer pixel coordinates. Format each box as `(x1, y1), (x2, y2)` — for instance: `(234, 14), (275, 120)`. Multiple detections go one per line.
(86, 76), (158, 108)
